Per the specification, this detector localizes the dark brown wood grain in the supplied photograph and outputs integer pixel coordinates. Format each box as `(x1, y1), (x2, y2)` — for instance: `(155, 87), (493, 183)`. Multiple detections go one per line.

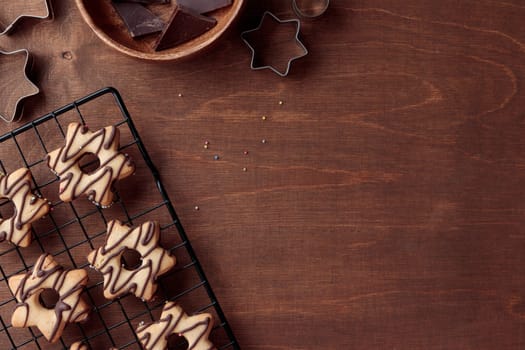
(1, 0), (525, 348)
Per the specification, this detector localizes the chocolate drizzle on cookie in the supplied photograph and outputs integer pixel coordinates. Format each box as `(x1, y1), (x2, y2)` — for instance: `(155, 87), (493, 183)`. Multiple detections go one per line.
(69, 341), (118, 350)
(0, 168), (50, 247)
(87, 220), (176, 301)
(137, 302), (216, 350)
(69, 341), (89, 350)
(8, 254), (90, 343)
(47, 122), (135, 208)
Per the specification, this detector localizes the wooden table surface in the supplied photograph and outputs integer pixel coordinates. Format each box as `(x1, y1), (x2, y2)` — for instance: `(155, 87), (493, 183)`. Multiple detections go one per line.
(2, 0), (525, 349)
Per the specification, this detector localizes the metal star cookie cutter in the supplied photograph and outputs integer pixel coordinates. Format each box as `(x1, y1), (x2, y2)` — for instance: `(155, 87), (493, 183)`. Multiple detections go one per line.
(0, 0), (53, 36)
(0, 49), (40, 123)
(241, 11), (308, 77)
(292, 0), (330, 19)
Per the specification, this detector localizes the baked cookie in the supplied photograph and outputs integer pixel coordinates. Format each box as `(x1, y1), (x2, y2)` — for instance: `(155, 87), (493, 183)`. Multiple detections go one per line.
(69, 341), (117, 350)
(69, 342), (88, 350)
(87, 220), (176, 301)
(0, 167), (50, 247)
(137, 302), (216, 350)
(47, 122), (135, 208)
(8, 254), (91, 343)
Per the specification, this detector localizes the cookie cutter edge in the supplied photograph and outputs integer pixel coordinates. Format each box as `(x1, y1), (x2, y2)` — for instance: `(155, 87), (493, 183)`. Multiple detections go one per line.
(292, 0), (330, 19)
(0, 0), (54, 36)
(0, 49), (40, 123)
(241, 11), (309, 77)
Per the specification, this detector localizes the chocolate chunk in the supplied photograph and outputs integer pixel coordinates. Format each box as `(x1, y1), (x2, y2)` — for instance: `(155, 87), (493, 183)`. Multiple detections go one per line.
(113, 0), (170, 4)
(153, 5), (217, 51)
(176, 0), (232, 14)
(113, 2), (165, 38)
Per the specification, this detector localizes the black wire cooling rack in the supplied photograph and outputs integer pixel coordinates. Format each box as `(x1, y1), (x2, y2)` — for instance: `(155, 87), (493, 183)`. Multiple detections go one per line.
(0, 87), (239, 350)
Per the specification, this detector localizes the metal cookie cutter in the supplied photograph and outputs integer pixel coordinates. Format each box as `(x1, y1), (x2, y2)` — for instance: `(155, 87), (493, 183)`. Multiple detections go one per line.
(241, 11), (308, 77)
(292, 0), (330, 19)
(0, 49), (40, 123)
(0, 0), (53, 36)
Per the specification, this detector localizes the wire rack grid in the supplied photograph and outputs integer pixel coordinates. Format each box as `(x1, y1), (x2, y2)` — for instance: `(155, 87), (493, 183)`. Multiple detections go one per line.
(0, 87), (239, 350)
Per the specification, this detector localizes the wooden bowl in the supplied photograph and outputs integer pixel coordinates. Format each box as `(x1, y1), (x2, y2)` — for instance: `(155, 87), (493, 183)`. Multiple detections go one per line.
(75, 0), (244, 61)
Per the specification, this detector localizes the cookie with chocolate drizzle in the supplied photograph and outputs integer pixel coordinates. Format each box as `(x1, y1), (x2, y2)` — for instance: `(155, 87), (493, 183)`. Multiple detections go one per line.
(8, 254), (91, 343)
(137, 302), (216, 350)
(0, 167), (50, 247)
(69, 341), (88, 350)
(69, 341), (118, 350)
(46, 122), (135, 208)
(87, 220), (176, 301)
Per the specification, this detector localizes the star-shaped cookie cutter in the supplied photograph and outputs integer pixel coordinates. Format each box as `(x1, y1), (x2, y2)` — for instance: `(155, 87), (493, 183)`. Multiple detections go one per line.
(0, 0), (53, 36)
(241, 11), (308, 77)
(0, 49), (40, 123)
(292, 0), (330, 19)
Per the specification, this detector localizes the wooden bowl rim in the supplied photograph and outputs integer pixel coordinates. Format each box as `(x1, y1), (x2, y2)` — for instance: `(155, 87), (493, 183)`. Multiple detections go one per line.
(74, 0), (244, 61)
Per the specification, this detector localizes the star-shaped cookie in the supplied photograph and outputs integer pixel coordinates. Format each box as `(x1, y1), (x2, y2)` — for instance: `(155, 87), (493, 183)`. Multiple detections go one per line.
(0, 0), (53, 35)
(8, 254), (90, 343)
(87, 220), (176, 301)
(0, 167), (50, 247)
(47, 122), (135, 208)
(241, 11), (308, 77)
(137, 302), (216, 350)
(69, 341), (117, 350)
(69, 341), (88, 350)
(69, 341), (118, 350)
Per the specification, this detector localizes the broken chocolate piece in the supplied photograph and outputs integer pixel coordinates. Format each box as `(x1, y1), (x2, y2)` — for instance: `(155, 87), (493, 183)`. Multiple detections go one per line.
(113, 0), (169, 4)
(177, 0), (232, 14)
(113, 2), (165, 38)
(153, 5), (217, 51)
